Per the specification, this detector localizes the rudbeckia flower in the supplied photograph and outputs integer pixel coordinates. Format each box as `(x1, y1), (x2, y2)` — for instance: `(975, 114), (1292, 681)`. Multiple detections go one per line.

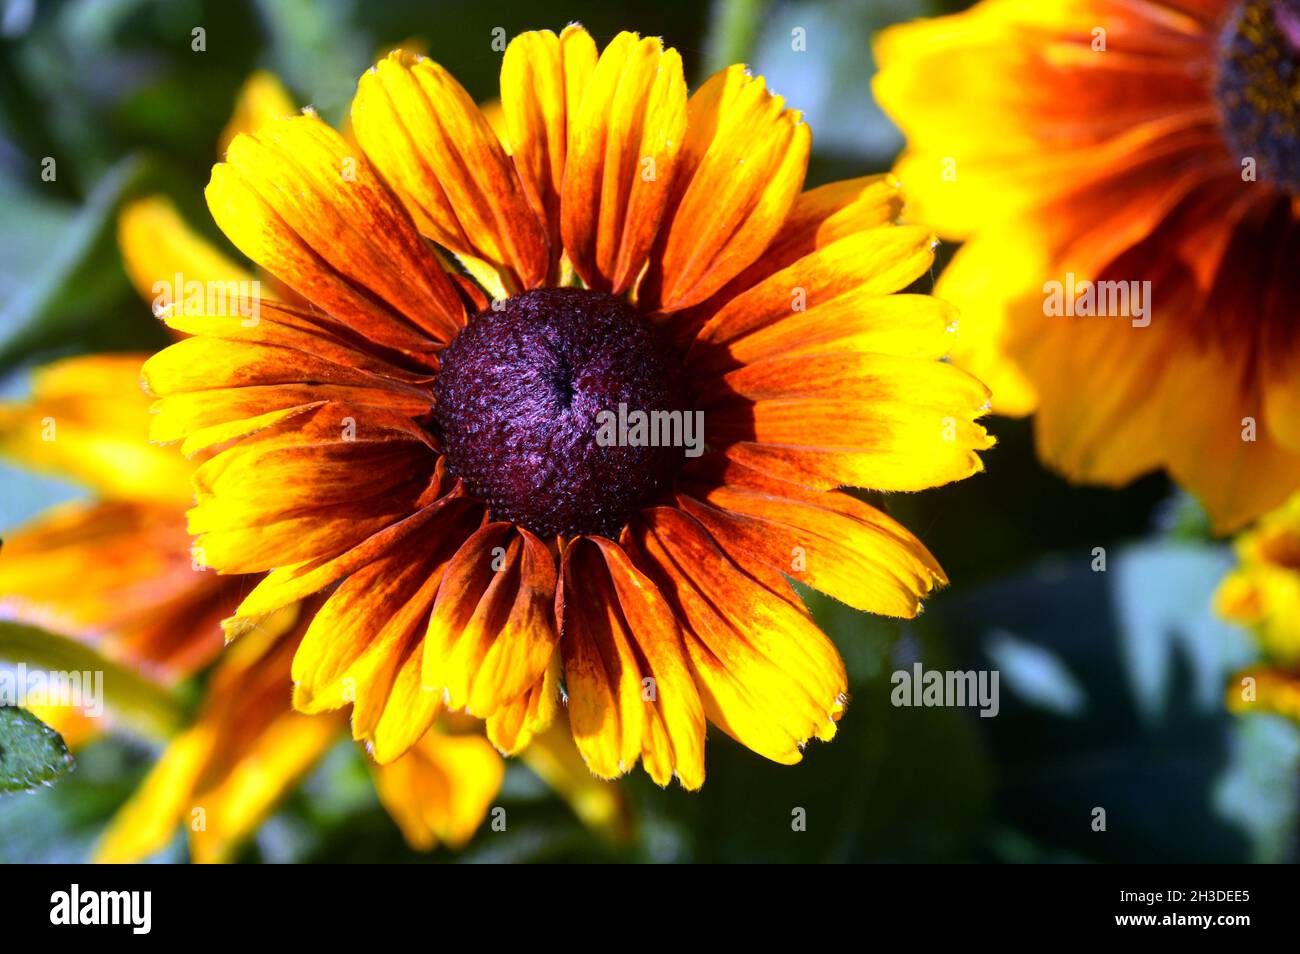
(141, 25), (994, 789)
(1217, 494), (1300, 721)
(874, 0), (1300, 531)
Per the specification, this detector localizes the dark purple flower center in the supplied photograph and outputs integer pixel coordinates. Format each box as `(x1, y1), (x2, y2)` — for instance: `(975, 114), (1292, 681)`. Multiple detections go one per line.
(1215, 0), (1300, 193)
(432, 288), (692, 539)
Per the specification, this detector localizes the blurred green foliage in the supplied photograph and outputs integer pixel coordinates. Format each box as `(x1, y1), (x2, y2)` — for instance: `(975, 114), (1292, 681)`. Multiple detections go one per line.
(0, 0), (1295, 863)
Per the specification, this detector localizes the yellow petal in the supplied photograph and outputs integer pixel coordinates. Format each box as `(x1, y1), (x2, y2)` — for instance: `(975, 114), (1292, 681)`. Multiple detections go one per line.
(218, 70), (296, 154)
(188, 711), (340, 864)
(518, 720), (633, 843)
(369, 728), (504, 851)
(0, 353), (194, 505)
(118, 197), (254, 307)
(95, 727), (214, 863)
(642, 65), (810, 312)
(500, 25), (598, 255)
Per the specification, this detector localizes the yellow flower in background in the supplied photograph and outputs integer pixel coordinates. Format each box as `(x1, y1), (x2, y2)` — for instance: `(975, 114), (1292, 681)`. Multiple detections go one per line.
(1217, 494), (1300, 661)
(1217, 494), (1300, 722)
(0, 69), (626, 862)
(0, 342), (511, 864)
(875, 0), (1300, 532)
(0, 354), (234, 748)
(140, 24), (993, 788)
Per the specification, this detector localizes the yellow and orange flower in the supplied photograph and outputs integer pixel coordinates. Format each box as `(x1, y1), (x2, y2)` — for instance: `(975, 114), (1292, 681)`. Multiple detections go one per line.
(875, 0), (1300, 531)
(141, 25), (993, 789)
(1217, 493), (1300, 721)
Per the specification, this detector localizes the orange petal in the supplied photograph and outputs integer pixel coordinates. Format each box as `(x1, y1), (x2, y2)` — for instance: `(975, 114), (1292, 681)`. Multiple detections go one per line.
(1226, 666), (1300, 720)
(143, 336), (430, 403)
(188, 420), (438, 574)
(352, 51), (549, 295)
(764, 174), (906, 266)
(486, 652), (560, 755)
(291, 531), (451, 722)
(708, 353), (994, 491)
(689, 294), (957, 378)
(144, 302), (436, 455)
(586, 537), (706, 789)
(559, 31), (687, 295)
(690, 225), (939, 358)
(678, 484), (945, 619)
(642, 65), (810, 312)
(557, 536), (706, 788)
(158, 300), (436, 382)
(228, 492), (477, 625)
(0, 499), (230, 679)
(677, 174), (907, 336)
(1157, 345), (1300, 534)
(207, 113), (463, 350)
(422, 525), (558, 718)
(632, 507), (846, 765)
(558, 539), (646, 779)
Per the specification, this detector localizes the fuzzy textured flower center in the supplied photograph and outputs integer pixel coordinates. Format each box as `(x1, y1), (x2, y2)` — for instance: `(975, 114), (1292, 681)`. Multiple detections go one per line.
(1215, 0), (1300, 193)
(433, 288), (691, 539)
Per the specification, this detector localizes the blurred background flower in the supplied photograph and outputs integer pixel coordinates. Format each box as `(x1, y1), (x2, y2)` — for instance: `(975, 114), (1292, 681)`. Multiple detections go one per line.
(0, 0), (1296, 863)
(873, 0), (1300, 532)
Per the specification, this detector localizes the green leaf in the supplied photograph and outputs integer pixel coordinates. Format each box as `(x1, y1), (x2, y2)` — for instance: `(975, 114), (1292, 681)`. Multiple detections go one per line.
(0, 621), (185, 740)
(0, 705), (73, 793)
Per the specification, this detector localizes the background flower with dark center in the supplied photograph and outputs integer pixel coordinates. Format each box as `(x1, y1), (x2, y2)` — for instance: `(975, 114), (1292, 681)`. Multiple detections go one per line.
(142, 24), (993, 789)
(875, 0), (1300, 532)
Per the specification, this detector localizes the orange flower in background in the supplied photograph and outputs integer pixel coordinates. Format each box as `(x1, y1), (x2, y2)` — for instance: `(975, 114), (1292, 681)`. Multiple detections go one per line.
(142, 24), (993, 789)
(874, 0), (1300, 531)
(0, 353), (507, 862)
(0, 354), (234, 748)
